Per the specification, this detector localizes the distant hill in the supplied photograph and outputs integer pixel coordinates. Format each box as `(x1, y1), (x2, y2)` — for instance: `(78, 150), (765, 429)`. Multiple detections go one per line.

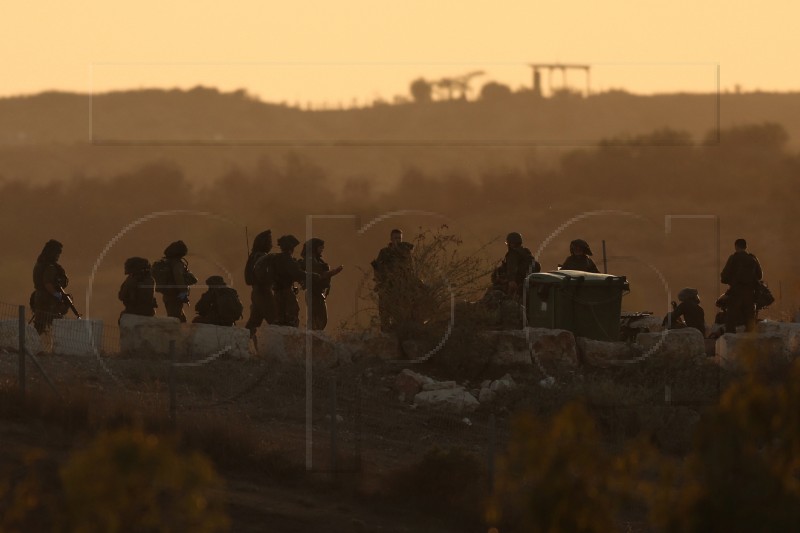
(1, 87), (799, 186)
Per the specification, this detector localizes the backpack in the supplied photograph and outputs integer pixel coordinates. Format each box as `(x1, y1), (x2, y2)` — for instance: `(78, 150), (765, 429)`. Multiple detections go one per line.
(152, 258), (197, 293)
(215, 287), (244, 324)
(253, 253), (278, 287)
(244, 251), (266, 286)
(755, 281), (775, 310)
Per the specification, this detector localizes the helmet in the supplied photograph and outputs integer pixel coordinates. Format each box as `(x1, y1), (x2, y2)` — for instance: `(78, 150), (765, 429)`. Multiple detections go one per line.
(252, 230), (273, 253)
(277, 234), (300, 250)
(505, 232), (523, 246)
(164, 240), (188, 258)
(124, 256), (150, 275)
(301, 238), (325, 258)
(570, 239), (593, 256)
(205, 275), (226, 287)
(677, 287), (700, 304)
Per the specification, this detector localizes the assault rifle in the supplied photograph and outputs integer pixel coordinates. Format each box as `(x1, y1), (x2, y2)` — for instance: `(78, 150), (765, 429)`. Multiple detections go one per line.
(57, 287), (82, 319)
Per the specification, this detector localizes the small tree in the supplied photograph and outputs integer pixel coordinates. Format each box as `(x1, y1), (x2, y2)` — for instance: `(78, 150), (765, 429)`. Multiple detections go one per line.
(480, 81), (513, 101)
(410, 78), (433, 103)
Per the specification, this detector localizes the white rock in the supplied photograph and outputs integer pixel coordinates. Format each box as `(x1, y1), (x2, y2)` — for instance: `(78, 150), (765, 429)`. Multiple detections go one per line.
(539, 376), (556, 388)
(256, 325), (348, 367)
(479, 387), (496, 403)
(0, 320), (42, 355)
(187, 323), (251, 360)
(577, 337), (639, 367)
(52, 319), (104, 356)
(490, 373), (517, 393)
(716, 333), (786, 371)
(635, 329), (706, 360)
(462, 417), (472, 426)
(413, 387), (480, 414)
(394, 369), (434, 401)
(119, 314), (186, 358)
(422, 380), (458, 391)
(757, 321), (800, 358)
(479, 328), (577, 367)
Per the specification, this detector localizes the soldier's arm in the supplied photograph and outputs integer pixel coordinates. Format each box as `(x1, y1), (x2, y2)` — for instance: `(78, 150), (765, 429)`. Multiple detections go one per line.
(720, 256), (735, 284)
(172, 261), (187, 290)
(753, 255), (763, 281)
(288, 257), (320, 284)
(42, 265), (59, 295)
(587, 258), (600, 273)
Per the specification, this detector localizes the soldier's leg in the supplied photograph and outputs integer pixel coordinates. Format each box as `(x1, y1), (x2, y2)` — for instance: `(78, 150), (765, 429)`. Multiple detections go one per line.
(163, 293), (186, 323)
(311, 292), (327, 330)
(245, 288), (266, 334)
(378, 291), (391, 332)
(286, 291), (300, 328)
(742, 290), (757, 332)
(725, 292), (744, 333)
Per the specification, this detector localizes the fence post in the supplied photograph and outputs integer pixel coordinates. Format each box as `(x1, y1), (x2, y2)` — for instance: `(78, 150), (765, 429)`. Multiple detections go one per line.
(18, 305), (26, 400)
(330, 379), (338, 482)
(354, 377), (362, 474)
(488, 413), (496, 494)
(169, 340), (176, 427)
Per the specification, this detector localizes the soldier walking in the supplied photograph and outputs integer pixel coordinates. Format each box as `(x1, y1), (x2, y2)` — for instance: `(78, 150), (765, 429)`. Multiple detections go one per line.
(720, 238), (762, 333)
(559, 239), (600, 273)
(244, 230), (277, 339)
(31, 239), (69, 333)
(118, 256), (157, 320)
(301, 238), (343, 330)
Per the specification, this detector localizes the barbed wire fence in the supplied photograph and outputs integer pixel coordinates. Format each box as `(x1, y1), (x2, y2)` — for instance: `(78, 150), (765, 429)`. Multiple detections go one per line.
(0, 295), (737, 494)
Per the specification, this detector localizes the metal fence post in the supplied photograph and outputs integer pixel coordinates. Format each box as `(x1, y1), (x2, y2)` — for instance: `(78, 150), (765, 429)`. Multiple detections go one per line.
(18, 305), (26, 399)
(488, 413), (496, 494)
(169, 340), (177, 426)
(330, 379), (338, 482)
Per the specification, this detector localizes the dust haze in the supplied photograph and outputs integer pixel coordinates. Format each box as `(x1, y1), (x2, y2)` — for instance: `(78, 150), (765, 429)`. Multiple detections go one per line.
(1, 88), (797, 328)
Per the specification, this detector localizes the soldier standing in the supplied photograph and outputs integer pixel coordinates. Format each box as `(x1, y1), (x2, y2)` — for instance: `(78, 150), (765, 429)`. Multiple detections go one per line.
(502, 232), (539, 299)
(155, 240), (197, 323)
(31, 239), (69, 334)
(272, 235), (342, 327)
(371, 229), (416, 332)
(559, 239), (600, 273)
(720, 238), (762, 333)
(244, 230), (276, 338)
(301, 238), (343, 331)
(118, 256), (157, 320)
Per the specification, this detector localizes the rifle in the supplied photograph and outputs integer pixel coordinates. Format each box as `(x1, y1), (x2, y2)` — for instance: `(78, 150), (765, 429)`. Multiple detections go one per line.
(58, 287), (82, 319)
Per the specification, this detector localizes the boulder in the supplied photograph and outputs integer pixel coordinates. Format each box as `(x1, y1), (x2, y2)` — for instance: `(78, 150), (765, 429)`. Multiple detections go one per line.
(52, 319), (104, 356)
(716, 333), (786, 371)
(757, 321), (800, 358)
(635, 329), (706, 361)
(489, 373), (517, 393)
(479, 328), (577, 367)
(577, 337), (640, 367)
(394, 369), (434, 401)
(421, 380), (458, 391)
(257, 325), (347, 367)
(479, 387), (495, 403)
(413, 387), (480, 414)
(0, 320), (41, 355)
(119, 314), (185, 358)
(187, 323), (252, 360)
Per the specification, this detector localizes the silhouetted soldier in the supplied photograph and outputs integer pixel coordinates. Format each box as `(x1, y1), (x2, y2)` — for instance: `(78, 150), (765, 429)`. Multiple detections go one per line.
(500, 232), (539, 299)
(31, 239), (68, 333)
(244, 230), (276, 338)
(559, 239), (600, 273)
(193, 276), (244, 327)
(720, 238), (762, 332)
(118, 256), (157, 321)
(272, 235), (340, 327)
(301, 238), (343, 331)
(663, 287), (706, 335)
(154, 240), (197, 323)
(371, 229), (416, 332)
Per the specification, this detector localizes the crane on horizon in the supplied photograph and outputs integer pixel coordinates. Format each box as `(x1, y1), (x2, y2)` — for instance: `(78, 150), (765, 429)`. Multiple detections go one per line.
(433, 70), (486, 101)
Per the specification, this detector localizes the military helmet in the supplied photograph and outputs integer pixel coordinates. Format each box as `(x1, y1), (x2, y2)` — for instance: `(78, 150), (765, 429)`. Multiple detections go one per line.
(252, 230), (273, 253)
(277, 234), (300, 250)
(505, 232), (523, 246)
(205, 275), (226, 287)
(570, 239), (593, 256)
(164, 240), (188, 258)
(677, 287), (700, 303)
(124, 256), (150, 275)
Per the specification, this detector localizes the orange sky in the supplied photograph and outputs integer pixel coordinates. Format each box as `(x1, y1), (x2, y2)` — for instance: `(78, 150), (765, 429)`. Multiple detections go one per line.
(2, 1), (797, 103)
